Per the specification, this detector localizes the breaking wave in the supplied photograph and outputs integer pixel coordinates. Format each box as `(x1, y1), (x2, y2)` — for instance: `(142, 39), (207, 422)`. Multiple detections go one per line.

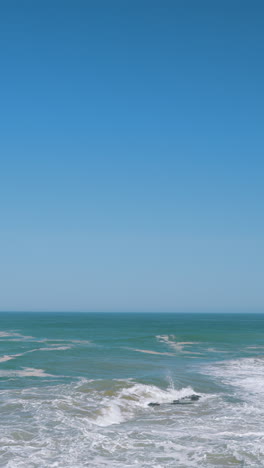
(204, 356), (264, 396)
(0, 371), (264, 467)
(92, 382), (197, 426)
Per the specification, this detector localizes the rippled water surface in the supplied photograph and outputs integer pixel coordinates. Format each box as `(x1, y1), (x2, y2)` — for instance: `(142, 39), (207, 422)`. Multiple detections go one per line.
(0, 312), (264, 467)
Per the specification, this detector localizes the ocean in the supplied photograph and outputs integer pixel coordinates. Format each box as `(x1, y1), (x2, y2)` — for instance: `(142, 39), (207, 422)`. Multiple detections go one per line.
(0, 312), (264, 467)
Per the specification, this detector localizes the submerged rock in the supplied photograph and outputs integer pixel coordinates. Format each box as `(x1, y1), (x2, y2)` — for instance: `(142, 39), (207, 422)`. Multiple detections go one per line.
(171, 399), (191, 405)
(148, 394), (201, 407)
(172, 394), (201, 405)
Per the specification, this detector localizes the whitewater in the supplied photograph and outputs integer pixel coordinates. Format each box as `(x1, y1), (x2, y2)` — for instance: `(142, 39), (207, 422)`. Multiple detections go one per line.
(0, 312), (264, 467)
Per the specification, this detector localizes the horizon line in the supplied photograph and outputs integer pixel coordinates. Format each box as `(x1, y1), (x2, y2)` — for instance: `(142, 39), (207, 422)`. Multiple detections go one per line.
(0, 310), (264, 314)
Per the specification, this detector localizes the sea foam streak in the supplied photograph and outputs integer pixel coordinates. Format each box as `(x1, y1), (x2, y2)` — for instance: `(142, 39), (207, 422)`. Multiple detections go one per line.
(0, 331), (34, 340)
(0, 330), (93, 346)
(156, 335), (200, 353)
(0, 355), (19, 362)
(0, 346), (73, 364)
(127, 347), (175, 356)
(38, 346), (72, 351)
(0, 367), (54, 377)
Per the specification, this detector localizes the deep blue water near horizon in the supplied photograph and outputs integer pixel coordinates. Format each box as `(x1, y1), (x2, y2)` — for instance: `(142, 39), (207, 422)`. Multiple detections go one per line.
(0, 312), (264, 467)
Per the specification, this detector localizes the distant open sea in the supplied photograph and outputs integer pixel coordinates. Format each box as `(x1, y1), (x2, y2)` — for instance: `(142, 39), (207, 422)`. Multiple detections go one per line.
(0, 312), (264, 467)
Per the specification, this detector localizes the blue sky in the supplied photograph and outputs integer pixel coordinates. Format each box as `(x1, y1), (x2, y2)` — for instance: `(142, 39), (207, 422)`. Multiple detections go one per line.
(0, 0), (263, 312)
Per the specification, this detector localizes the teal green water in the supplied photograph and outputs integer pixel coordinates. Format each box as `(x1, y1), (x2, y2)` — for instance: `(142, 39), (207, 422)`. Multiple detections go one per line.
(0, 312), (264, 467)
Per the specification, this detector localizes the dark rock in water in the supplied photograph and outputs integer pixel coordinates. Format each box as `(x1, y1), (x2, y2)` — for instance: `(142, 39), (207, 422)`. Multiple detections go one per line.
(148, 394), (201, 407)
(171, 399), (191, 405)
(171, 394), (201, 405)
(190, 394), (200, 401)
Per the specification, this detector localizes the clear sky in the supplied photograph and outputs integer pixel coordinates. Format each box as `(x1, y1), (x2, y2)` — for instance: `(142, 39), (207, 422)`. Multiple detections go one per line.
(0, 0), (263, 312)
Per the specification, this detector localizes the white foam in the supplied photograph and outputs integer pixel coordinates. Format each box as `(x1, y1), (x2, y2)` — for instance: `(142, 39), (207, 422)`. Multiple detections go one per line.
(1, 376), (264, 467)
(247, 346), (264, 350)
(205, 357), (264, 396)
(93, 382), (197, 427)
(0, 350), (33, 364)
(0, 331), (15, 337)
(71, 339), (92, 345)
(127, 348), (175, 356)
(38, 346), (72, 351)
(207, 348), (228, 353)
(39, 339), (92, 345)
(95, 403), (125, 426)
(0, 345), (73, 365)
(0, 367), (53, 377)
(0, 352), (25, 362)
(0, 331), (34, 340)
(0, 355), (17, 362)
(156, 335), (200, 353)
(0, 332), (92, 347)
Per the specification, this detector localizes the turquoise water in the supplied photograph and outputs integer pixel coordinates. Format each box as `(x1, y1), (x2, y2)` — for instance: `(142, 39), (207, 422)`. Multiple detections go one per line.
(0, 312), (264, 467)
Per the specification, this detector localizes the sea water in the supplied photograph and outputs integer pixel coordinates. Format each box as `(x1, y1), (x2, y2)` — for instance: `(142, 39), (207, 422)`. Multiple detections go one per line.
(0, 312), (264, 467)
